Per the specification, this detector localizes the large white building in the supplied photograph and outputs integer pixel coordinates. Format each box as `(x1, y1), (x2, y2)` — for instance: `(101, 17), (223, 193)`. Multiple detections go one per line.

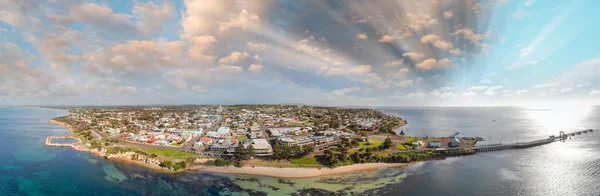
(217, 127), (230, 134)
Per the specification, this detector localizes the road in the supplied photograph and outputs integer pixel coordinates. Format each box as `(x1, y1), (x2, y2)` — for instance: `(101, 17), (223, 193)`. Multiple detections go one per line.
(181, 118), (223, 150)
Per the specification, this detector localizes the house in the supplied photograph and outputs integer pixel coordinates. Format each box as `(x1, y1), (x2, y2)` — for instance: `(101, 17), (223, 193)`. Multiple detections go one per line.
(450, 137), (460, 147)
(240, 139), (273, 156)
(217, 127), (230, 134)
(412, 140), (423, 149)
(200, 137), (213, 144)
(278, 137), (296, 146)
(428, 141), (441, 148)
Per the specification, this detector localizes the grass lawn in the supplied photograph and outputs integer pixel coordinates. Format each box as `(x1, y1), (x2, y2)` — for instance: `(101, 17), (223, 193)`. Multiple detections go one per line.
(141, 147), (202, 157)
(290, 157), (322, 167)
(397, 143), (408, 151)
(359, 139), (383, 148)
(405, 137), (419, 143)
(236, 135), (248, 141)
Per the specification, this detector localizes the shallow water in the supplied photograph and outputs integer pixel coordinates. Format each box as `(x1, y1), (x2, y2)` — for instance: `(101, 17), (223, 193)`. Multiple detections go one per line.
(0, 106), (598, 195)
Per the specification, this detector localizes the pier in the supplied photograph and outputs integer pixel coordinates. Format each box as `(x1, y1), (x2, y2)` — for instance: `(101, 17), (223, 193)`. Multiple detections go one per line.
(475, 129), (593, 152)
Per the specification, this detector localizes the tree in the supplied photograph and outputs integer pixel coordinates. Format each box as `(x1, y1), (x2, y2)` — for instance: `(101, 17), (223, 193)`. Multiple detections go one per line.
(302, 145), (314, 156)
(247, 144), (256, 158)
(233, 144), (248, 161)
(173, 161), (187, 171)
(381, 137), (393, 150)
(160, 160), (173, 169)
(399, 130), (405, 136)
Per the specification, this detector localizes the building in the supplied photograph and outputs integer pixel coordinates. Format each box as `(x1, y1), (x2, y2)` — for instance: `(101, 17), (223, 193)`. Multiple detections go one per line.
(242, 139), (273, 156)
(278, 137), (296, 146)
(217, 127), (230, 134)
(428, 141), (441, 148)
(450, 137), (460, 147)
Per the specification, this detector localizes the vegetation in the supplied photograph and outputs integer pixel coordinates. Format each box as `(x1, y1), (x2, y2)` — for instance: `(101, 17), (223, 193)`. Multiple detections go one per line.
(236, 135), (248, 141)
(272, 142), (314, 160)
(290, 157), (321, 167)
(213, 158), (232, 167)
(142, 148), (201, 157)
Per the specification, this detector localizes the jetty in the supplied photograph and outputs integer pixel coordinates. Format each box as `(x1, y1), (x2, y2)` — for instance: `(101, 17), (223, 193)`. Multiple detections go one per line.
(475, 129), (593, 152)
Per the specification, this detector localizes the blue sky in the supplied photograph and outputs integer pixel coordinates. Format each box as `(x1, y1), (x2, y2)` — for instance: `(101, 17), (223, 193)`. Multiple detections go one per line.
(0, 0), (599, 107)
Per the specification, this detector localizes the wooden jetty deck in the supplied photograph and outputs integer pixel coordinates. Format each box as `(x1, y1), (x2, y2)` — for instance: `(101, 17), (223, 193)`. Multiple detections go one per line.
(475, 129), (593, 152)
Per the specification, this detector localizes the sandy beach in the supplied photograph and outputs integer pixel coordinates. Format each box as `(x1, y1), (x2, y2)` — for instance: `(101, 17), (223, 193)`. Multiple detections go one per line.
(190, 163), (409, 178)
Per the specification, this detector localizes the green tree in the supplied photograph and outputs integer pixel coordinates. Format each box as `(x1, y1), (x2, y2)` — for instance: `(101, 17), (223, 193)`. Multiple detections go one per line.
(247, 144), (256, 158)
(160, 160), (173, 169)
(233, 144), (248, 161)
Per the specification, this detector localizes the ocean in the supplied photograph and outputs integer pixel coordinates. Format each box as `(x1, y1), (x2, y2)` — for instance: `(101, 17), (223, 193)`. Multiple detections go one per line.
(0, 106), (598, 195)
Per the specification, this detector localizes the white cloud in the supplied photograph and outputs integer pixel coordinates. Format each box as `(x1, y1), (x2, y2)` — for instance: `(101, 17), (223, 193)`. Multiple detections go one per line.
(398, 67), (410, 74)
(402, 52), (425, 61)
(512, 10), (528, 19)
(215, 65), (243, 73)
(508, 60), (539, 69)
(191, 85), (208, 93)
(516, 89), (528, 95)
(560, 87), (572, 93)
(420, 34), (453, 50)
(484, 86), (503, 96)
(444, 11), (454, 19)
(317, 65), (371, 77)
(384, 59), (404, 67)
(449, 48), (463, 56)
(378, 35), (394, 43)
(356, 33), (368, 40)
(218, 10), (260, 32)
(246, 42), (267, 51)
(525, 0), (534, 6)
(332, 87), (361, 96)
(218, 51), (249, 64)
(416, 58), (451, 70)
(589, 89), (600, 96)
(406, 13), (438, 31)
(249, 64), (264, 72)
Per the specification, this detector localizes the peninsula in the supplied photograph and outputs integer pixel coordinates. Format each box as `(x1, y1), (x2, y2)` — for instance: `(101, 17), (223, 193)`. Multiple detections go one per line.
(43, 105), (487, 178)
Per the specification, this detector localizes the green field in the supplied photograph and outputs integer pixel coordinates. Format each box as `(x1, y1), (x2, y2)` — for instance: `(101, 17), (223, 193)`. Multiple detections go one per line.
(397, 143), (408, 151)
(290, 157), (322, 167)
(236, 135), (248, 141)
(359, 139), (383, 148)
(141, 148), (202, 157)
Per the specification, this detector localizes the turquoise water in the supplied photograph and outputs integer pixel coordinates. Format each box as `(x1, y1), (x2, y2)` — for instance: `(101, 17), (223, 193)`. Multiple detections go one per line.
(1, 106), (598, 195)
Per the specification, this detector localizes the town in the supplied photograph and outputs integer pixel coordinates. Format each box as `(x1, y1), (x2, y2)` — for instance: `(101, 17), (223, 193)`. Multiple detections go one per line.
(51, 105), (478, 170)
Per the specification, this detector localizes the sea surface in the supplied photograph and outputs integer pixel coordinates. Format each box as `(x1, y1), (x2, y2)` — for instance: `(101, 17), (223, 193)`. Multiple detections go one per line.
(0, 106), (598, 195)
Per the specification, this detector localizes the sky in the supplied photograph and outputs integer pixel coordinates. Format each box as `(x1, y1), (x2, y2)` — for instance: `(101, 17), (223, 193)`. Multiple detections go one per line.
(0, 0), (599, 107)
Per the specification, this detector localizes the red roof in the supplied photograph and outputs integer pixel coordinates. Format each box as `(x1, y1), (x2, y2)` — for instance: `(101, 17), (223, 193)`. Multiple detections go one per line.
(147, 139), (157, 143)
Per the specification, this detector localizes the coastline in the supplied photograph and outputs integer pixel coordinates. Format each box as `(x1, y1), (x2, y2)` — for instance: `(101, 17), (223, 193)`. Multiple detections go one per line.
(189, 163), (409, 178)
(46, 119), (411, 178)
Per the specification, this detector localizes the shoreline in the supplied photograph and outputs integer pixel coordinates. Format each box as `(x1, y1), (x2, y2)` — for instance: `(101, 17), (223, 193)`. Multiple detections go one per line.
(46, 119), (412, 178)
(189, 162), (409, 178)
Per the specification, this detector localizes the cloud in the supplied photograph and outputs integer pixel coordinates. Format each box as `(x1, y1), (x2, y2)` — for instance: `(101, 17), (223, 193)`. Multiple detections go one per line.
(384, 59), (404, 67)
(317, 65), (372, 77)
(191, 85), (208, 93)
(398, 67), (410, 74)
(378, 35), (394, 43)
(215, 65), (243, 73)
(188, 35), (218, 62)
(69, 3), (138, 35)
(452, 28), (487, 44)
(133, 1), (176, 36)
(508, 60), (539, 69)
(246, 42), (267, 51)
(356, 33), (368, 40)
(218, 51), (249, 64)
(449, 48), (463, 56)
(332, 87), (361, 96)
(249, 64), (264, 72)
(406, 13), (438, 31)
(589, 89), (600, 96)
(402, 52), (425, 61)
(516, 89), (529, 95)
(444, 11), (454, 19)
(416, 58), (451, 70)
(218, 10), (260, 32)
(560, 87), (572, 93)
(484, 86), (503, 96)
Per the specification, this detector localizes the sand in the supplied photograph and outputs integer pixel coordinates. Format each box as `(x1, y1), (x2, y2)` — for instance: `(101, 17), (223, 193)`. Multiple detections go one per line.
(189, 163), (409, 178)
